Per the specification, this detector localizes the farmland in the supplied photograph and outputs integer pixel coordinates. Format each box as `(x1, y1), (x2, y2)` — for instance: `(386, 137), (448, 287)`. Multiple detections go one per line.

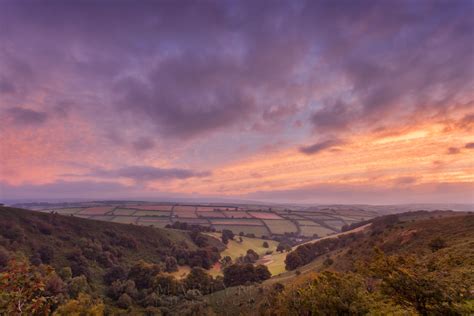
(18, 201), (385, 237)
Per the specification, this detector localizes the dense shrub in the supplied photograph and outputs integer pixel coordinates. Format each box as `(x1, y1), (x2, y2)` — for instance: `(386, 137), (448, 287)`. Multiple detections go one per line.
(223, 263), (271, 287)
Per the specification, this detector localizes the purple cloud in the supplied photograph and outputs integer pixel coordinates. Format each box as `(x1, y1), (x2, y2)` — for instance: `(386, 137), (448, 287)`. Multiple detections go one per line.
(300, 139), (345, 155)
(84, 165), (212, 182)
(465, 142), (474, 149)
(4, 107), (48, 126)
(447, 147), (461, 155)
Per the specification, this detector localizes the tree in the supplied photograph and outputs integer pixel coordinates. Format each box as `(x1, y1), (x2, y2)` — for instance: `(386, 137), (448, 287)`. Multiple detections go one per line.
(276, 242), (291, 253)
(222, 229), (235, 245)
(128, 260), (161, 289)
(223, 263), (271, 287)
(255, 264), (271, 282)
(117, 293), (133, 309)
(0, 248), (9, 268)
(272, 271), (373, 315)
(103, 265), (127, 285)
(38, 246), (54, 264)
(0, 259), (58, 315)
(53, 293), (104, 316)
(152, 274), (179, 296)
(244, 249), (259, 263)
(429, 237), (447, 252)
(164, 256), (178, 273)
(369, 250), (465, 315)
(220, 256), (232, 269)
(68, 275), (90, 299)
(284, 252), (303, 271)
(184, 267), (213, 294)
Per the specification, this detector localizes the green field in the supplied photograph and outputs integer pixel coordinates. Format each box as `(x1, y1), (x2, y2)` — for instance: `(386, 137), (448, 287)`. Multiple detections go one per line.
(263, 219), (298, 234)
(34, 202), (379, 238)
(299, 225), (335, 237)
(212, 225), (270, 237)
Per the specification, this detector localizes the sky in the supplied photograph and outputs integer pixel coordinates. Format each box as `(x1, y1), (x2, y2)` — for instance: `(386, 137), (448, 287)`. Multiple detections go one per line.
(0, 0), (473, 204)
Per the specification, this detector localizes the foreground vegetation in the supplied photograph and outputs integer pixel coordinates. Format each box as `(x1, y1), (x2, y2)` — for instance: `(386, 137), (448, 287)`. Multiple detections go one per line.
(1, 206), (472, 315)
(207, 211), (474, 315)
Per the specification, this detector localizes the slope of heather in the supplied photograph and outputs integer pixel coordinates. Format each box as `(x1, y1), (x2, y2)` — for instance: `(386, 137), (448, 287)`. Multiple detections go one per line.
(205, 211), (474, 315)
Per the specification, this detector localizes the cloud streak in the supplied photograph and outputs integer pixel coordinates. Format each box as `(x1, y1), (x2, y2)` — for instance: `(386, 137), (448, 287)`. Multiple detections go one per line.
(83, 166), (212, 183)
(299, 139), (345, 155)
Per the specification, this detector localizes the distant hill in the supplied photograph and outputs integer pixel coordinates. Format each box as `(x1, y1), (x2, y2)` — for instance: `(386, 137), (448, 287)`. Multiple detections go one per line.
(9, 201), (383, 238)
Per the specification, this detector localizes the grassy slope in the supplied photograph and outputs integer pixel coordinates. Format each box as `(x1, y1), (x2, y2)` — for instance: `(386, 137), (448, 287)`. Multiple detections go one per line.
(205, 211), (474, 315)
(0, 206), (202, 290)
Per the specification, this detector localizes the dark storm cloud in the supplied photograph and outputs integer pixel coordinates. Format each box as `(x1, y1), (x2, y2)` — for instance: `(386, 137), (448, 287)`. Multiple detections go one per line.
(0, 0), (472, 140)
(85, 165), (211, 182)
(299, 139), (345, 155)
(4, 107), (48, 126)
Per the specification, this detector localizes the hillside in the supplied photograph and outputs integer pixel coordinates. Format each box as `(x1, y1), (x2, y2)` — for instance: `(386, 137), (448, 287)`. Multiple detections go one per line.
(205, 211), (474, 315)
(2, 206), (472, 315)
(0, 206), (225, 314)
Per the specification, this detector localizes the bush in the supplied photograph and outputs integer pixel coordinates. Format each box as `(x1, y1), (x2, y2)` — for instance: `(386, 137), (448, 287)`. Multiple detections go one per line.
(54, 293), (104, 315)
(223, 263), (271, 287)
(117, 293), (133, 309)
(104, 265), (127, 285)
(38, 245), (54, 264)
(128, 260), (161, 289)
(272, 271), (373, 315)
(164, 256), (178, 272)
(429, 237), (447, 252)
(0, 248), (10, 268)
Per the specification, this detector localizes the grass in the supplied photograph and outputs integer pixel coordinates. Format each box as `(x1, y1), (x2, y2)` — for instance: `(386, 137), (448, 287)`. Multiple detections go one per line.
(111, 216), (138, 224)
(263, 219), (298, 234)
(134, 210), (171, 216)
(299, 225), (335, 237)
(112, 208), (137, 215)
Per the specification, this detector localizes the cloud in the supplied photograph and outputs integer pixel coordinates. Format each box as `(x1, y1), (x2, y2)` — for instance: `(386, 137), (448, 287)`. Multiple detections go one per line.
(300, 139), (345, 155)
(85, 165), (211, 182)
(310, 101), (355, 133)
(0, 180), (136, 200)
(131, 137), (155, 151)
(465, 142), (474, 149)
(393, 176), (418, 185)
(447, 147), (461, 155)
(0, 0), (471, 142)
(244, 181), (474, 204)
(0, 78), (15, 94)
(4, 107), (48, 126)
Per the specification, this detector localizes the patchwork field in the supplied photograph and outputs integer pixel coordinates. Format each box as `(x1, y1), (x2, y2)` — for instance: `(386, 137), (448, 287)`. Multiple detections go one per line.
(249, 211), (283, 219)
(222, 210), (253, 218)
(78, 206), (115, 215)
(134, 210), (171, 217)
(30, 201), (379, 237)
(298, 225), (335, 237)
(263, 219), (298, 234)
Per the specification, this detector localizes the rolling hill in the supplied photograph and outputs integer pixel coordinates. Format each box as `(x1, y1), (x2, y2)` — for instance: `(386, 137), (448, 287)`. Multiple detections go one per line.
(205, 210), (474, 315)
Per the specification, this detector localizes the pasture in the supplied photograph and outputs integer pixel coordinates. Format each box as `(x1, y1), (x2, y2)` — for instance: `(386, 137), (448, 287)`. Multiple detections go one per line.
(35, 202), (377, 238)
